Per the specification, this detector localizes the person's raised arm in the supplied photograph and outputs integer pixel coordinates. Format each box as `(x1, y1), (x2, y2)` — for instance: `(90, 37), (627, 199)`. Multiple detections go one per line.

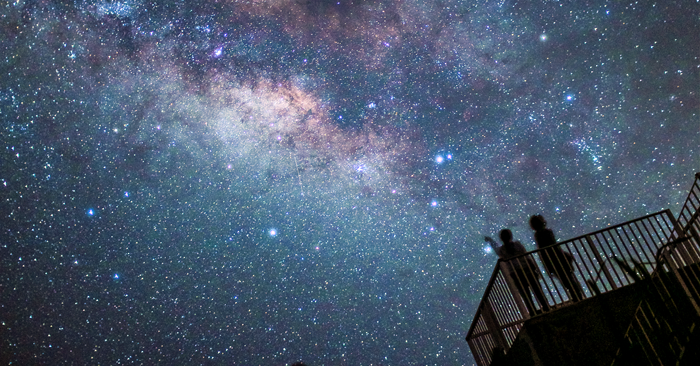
(485, 236), (501, 257)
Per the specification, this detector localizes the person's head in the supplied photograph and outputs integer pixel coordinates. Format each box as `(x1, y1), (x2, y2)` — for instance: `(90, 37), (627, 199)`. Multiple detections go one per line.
(529, 215), (547, 231)
(499, 229), (513, 243)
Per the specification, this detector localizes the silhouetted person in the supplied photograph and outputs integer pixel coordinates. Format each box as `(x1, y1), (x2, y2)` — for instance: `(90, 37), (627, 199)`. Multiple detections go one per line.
(486, 229), (550, 316)
(530, 215), (585, 301)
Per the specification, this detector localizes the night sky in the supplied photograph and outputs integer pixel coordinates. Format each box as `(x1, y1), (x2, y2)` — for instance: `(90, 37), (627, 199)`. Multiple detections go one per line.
(1, 0), (699, 365)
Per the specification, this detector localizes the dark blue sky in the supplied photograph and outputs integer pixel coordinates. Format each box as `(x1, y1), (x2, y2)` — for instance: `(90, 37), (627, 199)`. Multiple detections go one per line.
(1, 1), (698, 364)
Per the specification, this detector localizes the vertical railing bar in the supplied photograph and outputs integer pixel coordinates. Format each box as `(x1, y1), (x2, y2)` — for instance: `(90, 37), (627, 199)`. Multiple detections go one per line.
(678, 198), (694, 228)
(643, 216), (666, 253)
(606, 229), (633, 284)
(516, 256), (541, 313)
(638, 218), (666, 264)
(666, 210), (700, 271)
(679, 187), (700, 231)
(489, 274), (506, 325)
(466, 339), (480, 366)
(652, 274), (678, 317)
(483, 335), (495, 364)
(506, 258), (531, 317)
(611, 228), (641, 285)
(673, 218), (700, 267)
(632, 324), (658, 366)
(542, 270), (559, 306)
(652, 213), (675, 242)
(636, 308), (666, 366)
(486, 296), (505, 327)
(598, 231), (628, 286)
(495, 278), (519, 325)
(476, 337), (490, 366)
(681, 231), (700, 262)
(613, 225), (648, 275)
(482, 299), (508, 355)
(671, 240), (700, 310)
(642, 303), (666, 365)
(566, 241), (591, 298)
(569, 239), (596, 296)
(653, 239), (689, 318)
(664, 247), (698, 304)
(631, 220), (656, 269)
(662, 249), (700, 316)
(501, 260), (530, 319)
(533, 252), (553, 310)
(682, 243), (700, 302)
(540, 248), (565, 304)
(552, 242), (577, 302)
(639, 217), (666, 269)
(531, 252), (553, 311)
(487, 281), (506, 325)
(635, 219), (663, 271)
(492, 278), (515, 325)
(480, 339), (491, 366)
(640, 218), (662, 268)
(474, 316), (485, 334)
(586, 234), (618, 291)
(650, 214), (679, 268)
(664, 248), (697, 316)
(533, 256), (555, 305)
(618, 220), (651, 267)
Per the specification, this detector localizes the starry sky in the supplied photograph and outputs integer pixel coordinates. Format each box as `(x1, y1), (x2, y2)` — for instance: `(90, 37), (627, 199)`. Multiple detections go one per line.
(1, 0), (699, 365)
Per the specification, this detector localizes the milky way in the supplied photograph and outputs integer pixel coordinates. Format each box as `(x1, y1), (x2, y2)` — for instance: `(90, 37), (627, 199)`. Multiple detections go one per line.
(1, 1), (699, 364)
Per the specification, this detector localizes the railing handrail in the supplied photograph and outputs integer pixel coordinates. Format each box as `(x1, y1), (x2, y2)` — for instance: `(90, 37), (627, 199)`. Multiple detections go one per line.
(611, 234), (700, 365)
(465, 257), (509, 337)
(677, 172), (700, 236)
(466, 209), (678, 365)
(466, 209), (671, 336)
(466, 173), (700, 366)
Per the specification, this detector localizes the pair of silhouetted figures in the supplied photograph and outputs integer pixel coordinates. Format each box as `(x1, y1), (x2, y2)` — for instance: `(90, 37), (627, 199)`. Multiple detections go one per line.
(486, 215), (584, 316)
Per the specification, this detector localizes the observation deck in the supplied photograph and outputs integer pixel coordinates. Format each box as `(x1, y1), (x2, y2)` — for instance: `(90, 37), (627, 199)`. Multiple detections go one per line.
(465, 173), (700, 366)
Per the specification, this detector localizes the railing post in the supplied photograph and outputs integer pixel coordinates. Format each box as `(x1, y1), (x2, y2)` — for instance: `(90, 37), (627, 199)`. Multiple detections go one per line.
(586, 234), (618, 291)
(499, 261), (530, 320)
(661, 240), (700, 316)
(665, 210), (700, 266)
(482, 298), (510, 354)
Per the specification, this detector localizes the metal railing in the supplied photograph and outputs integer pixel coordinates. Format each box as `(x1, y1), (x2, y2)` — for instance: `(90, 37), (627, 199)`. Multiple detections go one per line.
(610, 173), (700, 365)
(465, 210), (679, 366)
(611, 234), (700, 365)
(677, 172), (700, 241)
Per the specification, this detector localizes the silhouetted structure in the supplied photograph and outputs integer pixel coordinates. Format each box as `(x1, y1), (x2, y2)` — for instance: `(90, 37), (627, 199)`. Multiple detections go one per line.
(466, 172), (700, 366)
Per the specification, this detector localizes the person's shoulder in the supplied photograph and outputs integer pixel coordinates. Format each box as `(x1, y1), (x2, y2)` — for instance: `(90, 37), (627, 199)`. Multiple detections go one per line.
(513, 240), (527, 251)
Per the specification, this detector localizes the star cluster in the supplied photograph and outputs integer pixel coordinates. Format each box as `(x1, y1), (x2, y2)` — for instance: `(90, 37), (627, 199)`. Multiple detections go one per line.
(1, 0), (699, 365)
